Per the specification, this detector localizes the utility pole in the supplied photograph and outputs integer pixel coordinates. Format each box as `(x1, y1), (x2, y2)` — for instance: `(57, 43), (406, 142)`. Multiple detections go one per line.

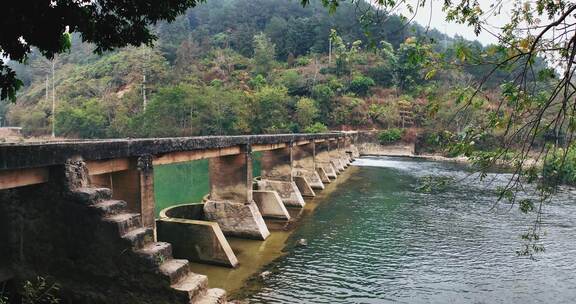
(51, 59), (56, 138)
(45, 77), (49, 102)
(142, 47), (148, 111)
(328, 36), (332, 65)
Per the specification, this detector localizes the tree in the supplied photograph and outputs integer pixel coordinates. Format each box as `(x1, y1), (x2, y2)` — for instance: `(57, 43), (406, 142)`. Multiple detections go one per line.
(295, 97), (319, 128)
(329, 29), (362, 77)
(249, 86), (290, 133)
(253, 33), (276, 76)
(309, 0), (576, 257)
(0, 0), (200, 101)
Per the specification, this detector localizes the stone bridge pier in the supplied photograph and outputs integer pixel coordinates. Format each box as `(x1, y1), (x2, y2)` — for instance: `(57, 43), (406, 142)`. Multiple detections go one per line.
(204, 145), (270, 240)
(255, 144), (306, 207)
(315, 140), (339, 180)
(292, 141), (325, 191)
(337, 138), (352, 167)
(344, 136), (359, 160)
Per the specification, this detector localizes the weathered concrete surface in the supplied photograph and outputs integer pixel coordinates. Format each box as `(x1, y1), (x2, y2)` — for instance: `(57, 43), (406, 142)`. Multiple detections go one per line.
(0, 133), (353, 171)
(293, 168), (324, 190)
(292, 142), (325, 190)
(260, 147), (293, 182)
(255, 179), (305, 207)
(203, 200), (270, 240)
(156, 218), (238, 268)
(317, 162), (338, 179)
(347, 145), (360, 159)
(293, 175), (316, 197)
(316, 167), (331, 183)
(253, 190), (290, 220)
(207, 148), (271, 240)
(292, 142), (315, 169)
(0, 160), (219, 303)
(209, 151), (253, 203)
(330, 158), (345, 173)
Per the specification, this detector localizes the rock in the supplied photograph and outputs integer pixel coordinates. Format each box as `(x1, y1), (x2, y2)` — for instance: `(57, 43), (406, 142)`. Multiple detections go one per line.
(296, 238), (308, 247)
(259, 271), (272, 280)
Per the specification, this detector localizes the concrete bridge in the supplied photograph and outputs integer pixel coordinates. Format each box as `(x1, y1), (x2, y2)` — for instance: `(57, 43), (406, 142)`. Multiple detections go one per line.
(0, 132), (362, 304)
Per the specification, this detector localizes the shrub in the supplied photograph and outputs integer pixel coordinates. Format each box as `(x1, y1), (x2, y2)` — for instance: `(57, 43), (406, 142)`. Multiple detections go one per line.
(304, 122), (329, 133)
(542, 145), (576, 185)
(295, 56), (311, 66)
(378, 128), (403, 144)
(348, 75), (375, 96)
(367, 64), (395, 87)
(249, 74), (267, 90)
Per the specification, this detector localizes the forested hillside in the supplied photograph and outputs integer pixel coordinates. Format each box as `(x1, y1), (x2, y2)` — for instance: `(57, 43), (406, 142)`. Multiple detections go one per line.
(1, 0), (536, 145)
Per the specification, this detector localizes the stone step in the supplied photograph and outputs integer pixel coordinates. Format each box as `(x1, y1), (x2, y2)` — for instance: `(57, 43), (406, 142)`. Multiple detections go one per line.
(159, 259), (190, 285)
(136, 242), (173, 266)
(104, 213), (142, 235)
(171, 273), (209, 303)
(72, 187), (112, 204)
(195, 288), (227, 304)
(122, 227), (154, 249)
(92, 200), (127, 216)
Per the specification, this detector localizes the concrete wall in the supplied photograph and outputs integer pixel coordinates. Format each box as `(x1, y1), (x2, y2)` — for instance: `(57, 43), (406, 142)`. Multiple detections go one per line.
(157, 218), (238, 268)
(0, 164), (189, 303)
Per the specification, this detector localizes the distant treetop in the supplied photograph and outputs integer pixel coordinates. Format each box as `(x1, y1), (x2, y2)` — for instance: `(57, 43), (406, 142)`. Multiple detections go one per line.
(0, 0), (201, 101)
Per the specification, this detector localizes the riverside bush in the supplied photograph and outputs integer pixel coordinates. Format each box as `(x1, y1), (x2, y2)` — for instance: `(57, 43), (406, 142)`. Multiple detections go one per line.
(378, 128), (403, 144)
(542, 145), (576, 185)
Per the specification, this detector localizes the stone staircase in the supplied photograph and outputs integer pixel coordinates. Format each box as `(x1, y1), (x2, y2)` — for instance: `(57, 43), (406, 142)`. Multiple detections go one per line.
(77, 186), (227, 304)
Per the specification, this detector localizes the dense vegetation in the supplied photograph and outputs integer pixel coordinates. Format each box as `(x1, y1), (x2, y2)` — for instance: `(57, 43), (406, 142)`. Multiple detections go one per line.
(1, 0), (520, 144)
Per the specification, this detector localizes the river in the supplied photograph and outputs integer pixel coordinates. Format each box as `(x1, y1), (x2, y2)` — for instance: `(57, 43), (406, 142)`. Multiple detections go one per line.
(156, 156), (576, 303)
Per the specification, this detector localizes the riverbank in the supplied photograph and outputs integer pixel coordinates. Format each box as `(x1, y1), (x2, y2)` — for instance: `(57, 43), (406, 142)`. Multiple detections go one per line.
(360, 142), (543, 169)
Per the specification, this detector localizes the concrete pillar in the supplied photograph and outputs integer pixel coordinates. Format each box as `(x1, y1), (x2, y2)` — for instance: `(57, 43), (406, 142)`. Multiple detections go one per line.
(328, 139), (345, 173)
(204, 145), (270, 240)
(89, 156), (156, 229)
(337, 138), (351, 167)
(293, 142), (325, 190)
(315, 140), (338, 179)
(137, 155), (156, 229)
(261, 146), (293, 182)
(256, 145), (306, 207)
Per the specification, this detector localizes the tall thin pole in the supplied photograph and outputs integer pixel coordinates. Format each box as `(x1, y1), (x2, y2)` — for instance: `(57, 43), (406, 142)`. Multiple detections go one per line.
(51, 60), (56, 138)
(328, 37), (332, 65)
(142, 47), (148, 111)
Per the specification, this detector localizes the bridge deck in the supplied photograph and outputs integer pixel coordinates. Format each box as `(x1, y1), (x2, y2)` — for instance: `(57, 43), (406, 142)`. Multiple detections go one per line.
(0, 133), (354, 171)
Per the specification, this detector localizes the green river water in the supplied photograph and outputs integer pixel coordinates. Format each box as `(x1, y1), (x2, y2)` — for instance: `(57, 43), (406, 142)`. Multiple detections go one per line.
(155, 156), (576, 303)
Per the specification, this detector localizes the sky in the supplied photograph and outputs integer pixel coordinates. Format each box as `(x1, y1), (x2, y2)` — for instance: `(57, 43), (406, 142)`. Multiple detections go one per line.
(396, 0), (514, 45)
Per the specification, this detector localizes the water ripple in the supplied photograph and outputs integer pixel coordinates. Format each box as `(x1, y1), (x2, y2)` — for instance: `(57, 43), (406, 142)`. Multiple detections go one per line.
(247, 157), (576, 304)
